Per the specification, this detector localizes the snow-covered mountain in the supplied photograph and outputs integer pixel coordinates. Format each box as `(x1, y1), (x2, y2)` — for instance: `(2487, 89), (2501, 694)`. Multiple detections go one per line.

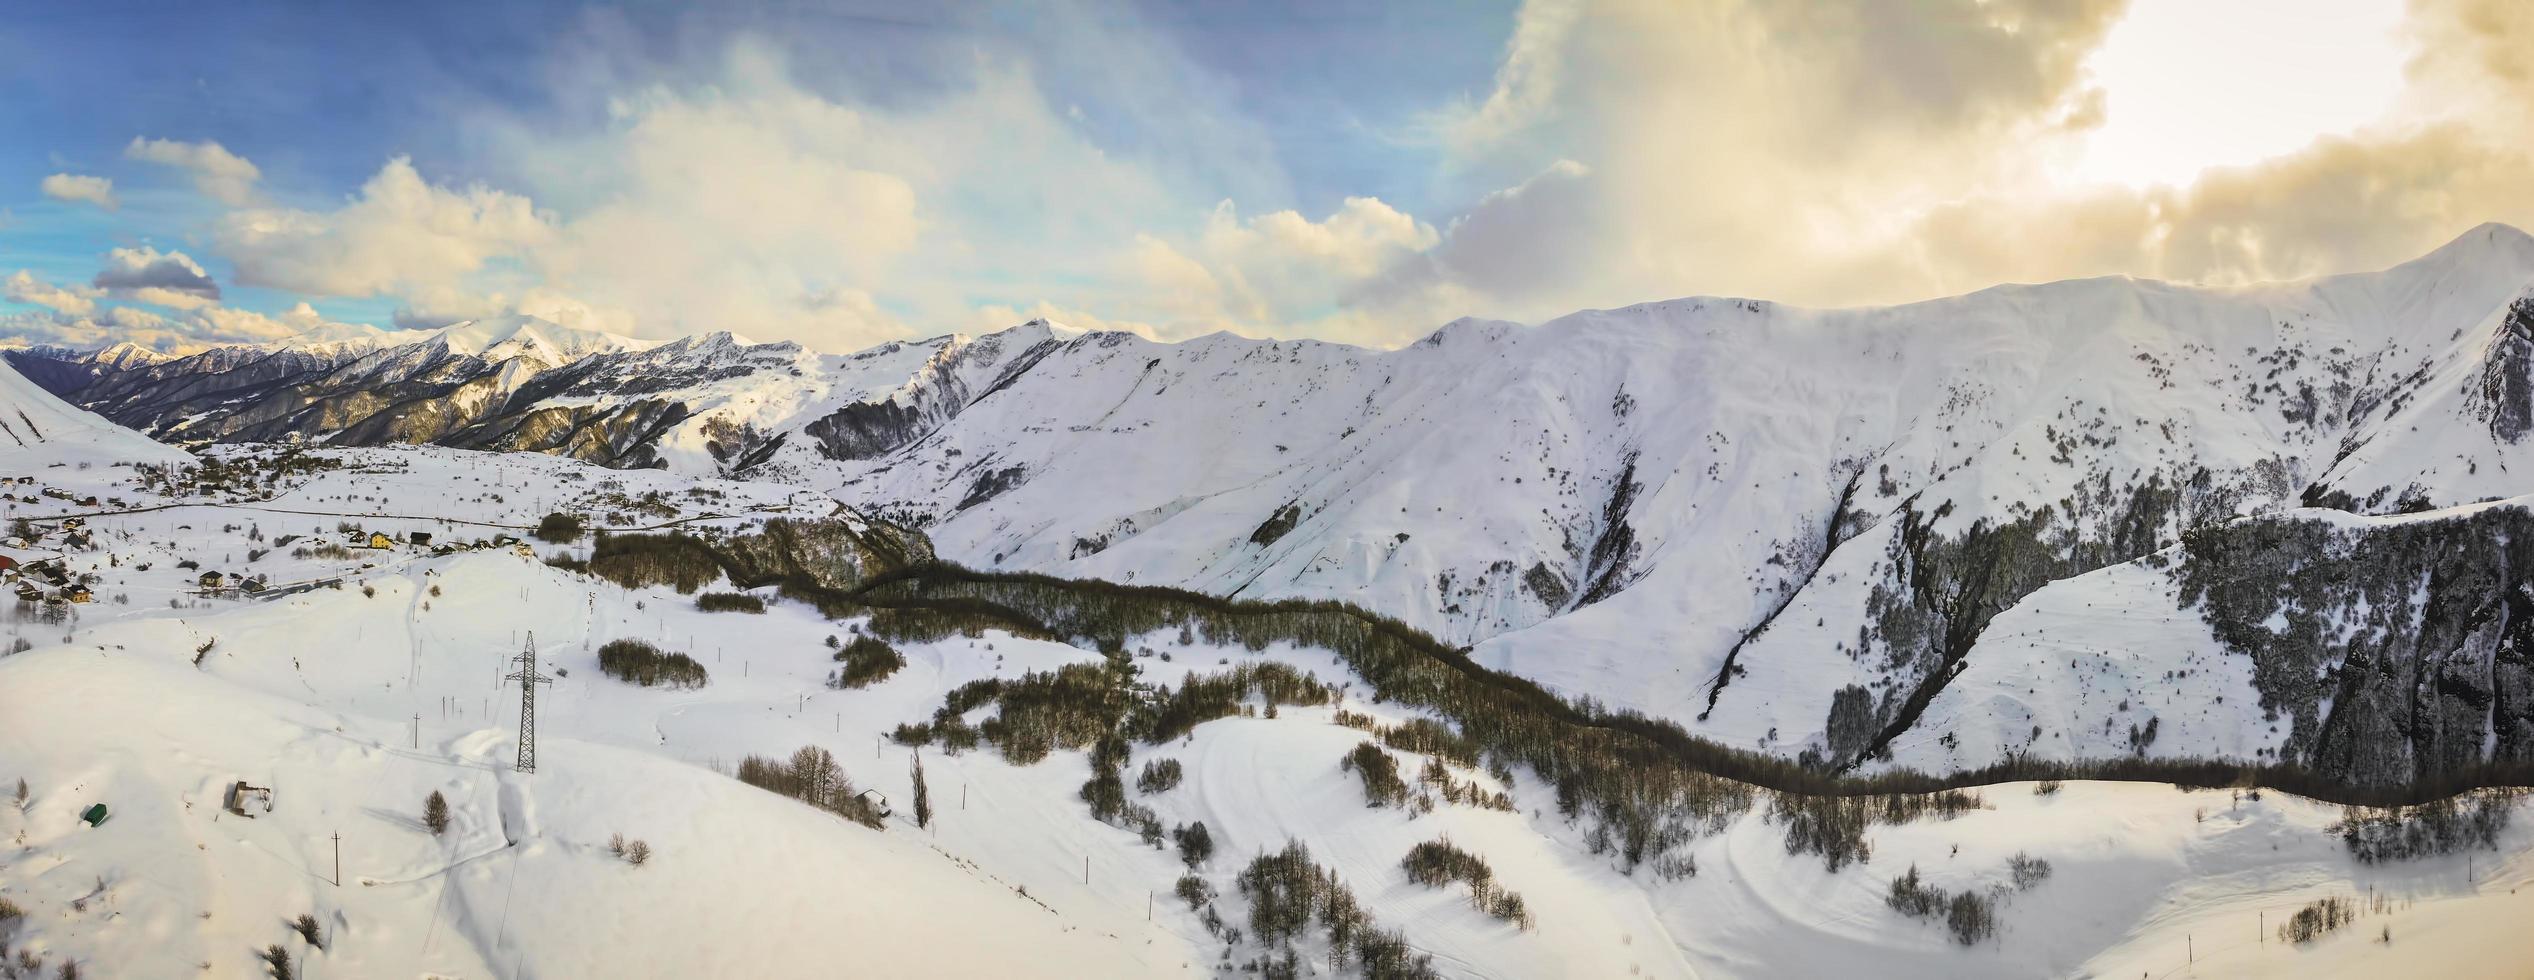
(14, 224), (2534, 789)
(0, 350), (191, 471)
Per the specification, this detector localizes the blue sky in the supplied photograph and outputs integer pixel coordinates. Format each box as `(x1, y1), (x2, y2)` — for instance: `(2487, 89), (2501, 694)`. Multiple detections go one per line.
(5, 0), (2530, 353)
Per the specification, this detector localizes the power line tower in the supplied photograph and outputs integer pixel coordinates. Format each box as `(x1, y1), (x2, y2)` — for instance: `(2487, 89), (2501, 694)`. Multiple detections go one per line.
(505, 631), (554, 773)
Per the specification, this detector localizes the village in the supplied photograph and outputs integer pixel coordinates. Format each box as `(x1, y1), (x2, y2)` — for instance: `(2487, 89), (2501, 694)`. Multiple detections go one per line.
(0, 442), (821, 627)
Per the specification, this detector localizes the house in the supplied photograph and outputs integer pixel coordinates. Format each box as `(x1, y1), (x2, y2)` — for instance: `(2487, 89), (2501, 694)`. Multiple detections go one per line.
(409, 531), (433, 546)
(75, 496), (97, 508)
(0, 555), (15, 574)
(66, 586), (91, 603)
(199, 570), (225, 589)
(367, 532), (394, 550)
(13, 582), (39, 602)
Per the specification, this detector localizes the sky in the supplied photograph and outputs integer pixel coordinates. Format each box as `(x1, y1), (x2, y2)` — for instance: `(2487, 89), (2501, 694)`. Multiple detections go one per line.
(4, 0), (2532, 354)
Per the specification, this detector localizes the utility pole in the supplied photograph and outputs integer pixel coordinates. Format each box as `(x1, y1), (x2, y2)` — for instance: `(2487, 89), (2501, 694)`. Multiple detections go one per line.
(332, 831), (341, 886)
(506, 632), (554, 773)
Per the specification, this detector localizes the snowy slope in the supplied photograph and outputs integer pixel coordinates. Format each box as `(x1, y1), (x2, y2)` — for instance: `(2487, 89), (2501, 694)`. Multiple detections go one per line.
(0, 353), (191, 474)
(813, 226), (2534, 778)
(0, 442), (2528, 978)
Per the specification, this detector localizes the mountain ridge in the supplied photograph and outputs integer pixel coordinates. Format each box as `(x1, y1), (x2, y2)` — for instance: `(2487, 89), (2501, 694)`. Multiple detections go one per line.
(12, 224), (2534, 786)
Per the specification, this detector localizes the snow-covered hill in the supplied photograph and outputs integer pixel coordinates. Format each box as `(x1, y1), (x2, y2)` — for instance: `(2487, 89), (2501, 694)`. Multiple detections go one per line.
(0, 444), (2526, 978)
(0, 352), (191, 474)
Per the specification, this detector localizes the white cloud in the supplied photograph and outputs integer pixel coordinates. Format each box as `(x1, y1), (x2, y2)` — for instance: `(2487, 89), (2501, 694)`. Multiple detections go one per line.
(124, 137), (263, 205)
(39, 173), (116, 210)
(0, 297), (361, 354)
(4, 271), (99, 317)
(92, 246), (221, 307)
(216, 157), (553, 298)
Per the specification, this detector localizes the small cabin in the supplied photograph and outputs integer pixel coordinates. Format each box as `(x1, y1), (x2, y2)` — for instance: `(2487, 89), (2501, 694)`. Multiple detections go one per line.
(198, 570), (225, 588)
(75, 496), (97, 508)
(367, 532), (394, 550)
(66, 586), (91, 604)
(409, 531), (433, 546)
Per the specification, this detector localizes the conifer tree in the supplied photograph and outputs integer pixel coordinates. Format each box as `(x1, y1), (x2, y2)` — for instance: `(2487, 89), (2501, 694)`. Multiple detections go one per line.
(911, 749), (933, 829)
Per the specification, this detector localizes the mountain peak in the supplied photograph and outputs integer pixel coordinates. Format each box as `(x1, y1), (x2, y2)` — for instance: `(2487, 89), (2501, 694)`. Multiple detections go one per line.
(429, 314), (649, 360)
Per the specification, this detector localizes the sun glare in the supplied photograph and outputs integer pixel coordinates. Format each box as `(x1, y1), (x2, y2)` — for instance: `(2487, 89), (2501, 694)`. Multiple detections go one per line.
(2069, 0), (2407, 188)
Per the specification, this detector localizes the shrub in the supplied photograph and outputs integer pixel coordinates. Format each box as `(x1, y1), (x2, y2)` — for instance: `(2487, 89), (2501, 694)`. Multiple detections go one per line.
(829, 636), (905, 689)
(1886, 864), (1944, 918)
(1175, 871), (1213, 907)
(259, 944), (293, 980)
(607, 832), (626, 858)
(2278, 896), (2354, 944)
(423, 790), (449, 835)
(695, 591), (765, 614)
(1137, 758), (1184, 794)
(626, 840), (651, 866)
(597, 639), (709, 689)
(1341, 742), (1409, 808)
(1174, 820), (1215, 868)
(2032, 779), (2063, 796)
(2007, 851), (2052, 891)
(0, 896), (21, 921)
(1887, 863), (1997, 945)
(535, 512), (585, 543)
(292, 914), (323, 949)
(1944, 890), (1997, 945)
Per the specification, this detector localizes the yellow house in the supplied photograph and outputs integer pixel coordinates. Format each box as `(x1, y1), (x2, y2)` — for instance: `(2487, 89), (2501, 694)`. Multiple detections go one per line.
(367, 532), (394, 550)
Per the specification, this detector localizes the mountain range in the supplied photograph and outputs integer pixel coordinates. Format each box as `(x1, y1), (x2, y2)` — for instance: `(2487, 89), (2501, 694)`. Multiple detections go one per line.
(15, 223), (2534, 789)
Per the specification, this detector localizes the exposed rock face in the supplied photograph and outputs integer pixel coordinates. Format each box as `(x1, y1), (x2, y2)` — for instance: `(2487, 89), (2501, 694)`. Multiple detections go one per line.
(2174, 506), (2534, 787)
(2478, 298), (2534, 443)
(800, 325), (1058, 461)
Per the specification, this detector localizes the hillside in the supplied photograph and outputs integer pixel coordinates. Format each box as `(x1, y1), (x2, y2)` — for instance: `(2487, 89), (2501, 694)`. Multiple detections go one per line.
(12, 226), (2534, 791)
(0, 443), (2525, 978)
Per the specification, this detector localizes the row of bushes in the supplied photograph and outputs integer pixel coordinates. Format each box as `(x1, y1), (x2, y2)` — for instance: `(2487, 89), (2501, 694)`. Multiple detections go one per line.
(1400, 838), (1532, 929)
(830, 636), (905, 689)
(1886, 864), (1997, 945)
(694, 591), (765, 614)
(2328, 790), (2517, 863)
(734, 745), (886, 829)
(597, 639), (709, 689)
(1238, 841), (1437, 978)
(630, 524), (2534, 883)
